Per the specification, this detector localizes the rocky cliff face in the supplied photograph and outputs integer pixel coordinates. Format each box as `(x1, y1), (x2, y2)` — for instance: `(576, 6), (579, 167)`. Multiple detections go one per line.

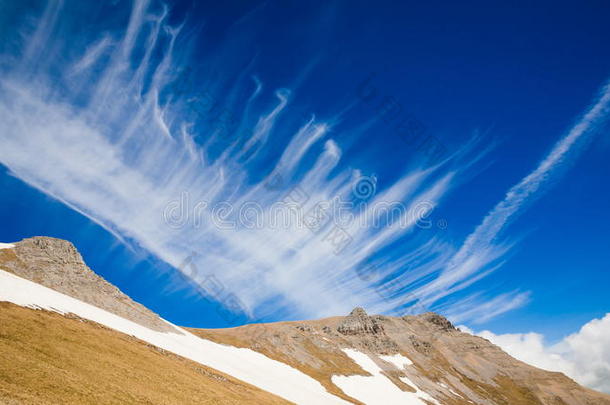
(0, 237), (176, 333)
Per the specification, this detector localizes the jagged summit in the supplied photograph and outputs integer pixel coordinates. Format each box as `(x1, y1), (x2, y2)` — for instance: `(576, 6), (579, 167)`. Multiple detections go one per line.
(417, 312), (456, 331)
(339, 307), (457, 335)
(348, 306), (368, 317)
(339, 307), (456, 334)
(337, 307), (383, 335)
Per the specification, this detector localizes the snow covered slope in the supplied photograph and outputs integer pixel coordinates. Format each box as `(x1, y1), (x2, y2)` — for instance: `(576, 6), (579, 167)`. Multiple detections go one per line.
(379, 353), (413, 369)
(332, 349), (439, 405)
(0, 269), (349, 405)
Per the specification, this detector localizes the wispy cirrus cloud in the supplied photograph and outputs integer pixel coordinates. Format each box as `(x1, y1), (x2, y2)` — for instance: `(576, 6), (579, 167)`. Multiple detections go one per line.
(411, 79), (610, 315)
(0, 0), (460, 322)
(0, 0), (608, 325)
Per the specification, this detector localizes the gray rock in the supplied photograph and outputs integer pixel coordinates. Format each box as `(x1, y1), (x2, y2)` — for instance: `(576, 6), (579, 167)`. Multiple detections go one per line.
(337, 307), (383, 335)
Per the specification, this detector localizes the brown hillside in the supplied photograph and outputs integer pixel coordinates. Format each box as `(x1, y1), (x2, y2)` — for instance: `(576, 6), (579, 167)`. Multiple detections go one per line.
(0, 302), (292, 405)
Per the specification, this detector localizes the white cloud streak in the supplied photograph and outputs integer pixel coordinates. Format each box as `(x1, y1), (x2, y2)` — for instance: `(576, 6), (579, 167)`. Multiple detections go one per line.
(0, 0), (457, 321)
(414, 79), (610, 309)
(0, 0), (608, 324)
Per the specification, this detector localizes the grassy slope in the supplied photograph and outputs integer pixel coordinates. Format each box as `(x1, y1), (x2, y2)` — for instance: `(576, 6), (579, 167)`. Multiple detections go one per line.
(0, 302), (292, 405)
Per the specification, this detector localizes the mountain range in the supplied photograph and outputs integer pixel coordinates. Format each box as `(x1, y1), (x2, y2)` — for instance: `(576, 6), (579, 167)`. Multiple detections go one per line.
(1, 236), (608, 405)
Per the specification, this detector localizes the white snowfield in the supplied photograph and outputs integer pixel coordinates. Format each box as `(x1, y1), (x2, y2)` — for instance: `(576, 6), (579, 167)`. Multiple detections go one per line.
(0, 243), (15, 249)
(332, 349), (439, 405)
(379, 353), (413, 369)
(0, 269), (350, 405)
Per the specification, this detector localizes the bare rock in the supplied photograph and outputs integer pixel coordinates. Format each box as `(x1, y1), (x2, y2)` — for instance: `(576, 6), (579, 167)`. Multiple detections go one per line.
(419, 312), (456, 331)
(337, 307), (383, 335)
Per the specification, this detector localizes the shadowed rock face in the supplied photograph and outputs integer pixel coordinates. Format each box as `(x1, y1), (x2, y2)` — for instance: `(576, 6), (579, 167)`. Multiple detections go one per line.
(0, 237), (177, 333)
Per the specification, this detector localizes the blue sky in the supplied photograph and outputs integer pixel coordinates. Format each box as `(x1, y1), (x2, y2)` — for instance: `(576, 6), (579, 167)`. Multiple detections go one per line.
(0, 0), (609, 348)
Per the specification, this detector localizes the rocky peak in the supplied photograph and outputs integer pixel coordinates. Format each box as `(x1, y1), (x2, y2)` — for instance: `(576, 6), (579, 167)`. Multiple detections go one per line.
(0, 236), (176, 333)
(17, 236), (86, 267)
(349, 307), (368, 317)
(337, 307), (383, 335)
(419, 312), (455, 331)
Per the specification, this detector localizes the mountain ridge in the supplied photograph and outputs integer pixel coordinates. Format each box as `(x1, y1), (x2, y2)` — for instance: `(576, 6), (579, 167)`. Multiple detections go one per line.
(191, 307), (610, 404)
(1, 236), (609, 405)
(0, 236), (175, 332)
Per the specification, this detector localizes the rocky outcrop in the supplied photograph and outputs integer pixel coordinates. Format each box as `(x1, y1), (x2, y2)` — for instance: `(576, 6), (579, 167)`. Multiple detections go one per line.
(0, 237), (177, 333)
(337, 307), (383, 335)
(418, 312), (456, 331)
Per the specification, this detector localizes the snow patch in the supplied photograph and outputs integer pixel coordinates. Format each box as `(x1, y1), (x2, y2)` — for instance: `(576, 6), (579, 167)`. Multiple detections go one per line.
(438, 381), (461, 397)
(399, 376), (440, 404)
(0, 243), (15, 249)
(332, 348), (439, 405)
(0, 269), (348, 405)
(379, 353), (413, 369)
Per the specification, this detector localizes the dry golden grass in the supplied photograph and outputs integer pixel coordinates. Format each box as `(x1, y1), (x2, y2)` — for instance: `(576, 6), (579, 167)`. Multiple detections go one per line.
(0, 302), (292, 405)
